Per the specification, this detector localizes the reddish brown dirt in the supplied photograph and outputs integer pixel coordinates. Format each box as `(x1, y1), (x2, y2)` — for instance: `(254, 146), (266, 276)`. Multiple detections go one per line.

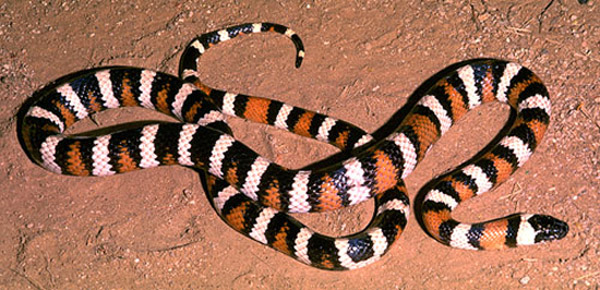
(1, 1), (599, 288)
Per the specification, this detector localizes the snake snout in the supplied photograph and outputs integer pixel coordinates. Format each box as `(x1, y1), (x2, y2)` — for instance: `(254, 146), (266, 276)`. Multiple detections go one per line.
(529, 214), (569, 242)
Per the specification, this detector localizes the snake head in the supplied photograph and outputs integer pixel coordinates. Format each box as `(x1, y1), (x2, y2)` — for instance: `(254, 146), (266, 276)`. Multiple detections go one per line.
(528, 214), (569, 243)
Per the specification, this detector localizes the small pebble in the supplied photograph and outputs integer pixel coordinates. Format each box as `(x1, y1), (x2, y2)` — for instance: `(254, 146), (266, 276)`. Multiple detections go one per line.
(520, 276), (530, 285)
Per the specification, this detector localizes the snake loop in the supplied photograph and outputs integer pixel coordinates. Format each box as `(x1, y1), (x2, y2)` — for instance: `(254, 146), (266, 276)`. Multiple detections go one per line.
(18, 23), (568, 270)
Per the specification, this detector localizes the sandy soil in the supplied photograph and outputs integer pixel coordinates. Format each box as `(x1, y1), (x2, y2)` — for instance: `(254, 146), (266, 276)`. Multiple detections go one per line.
(1, 0), (599, 288)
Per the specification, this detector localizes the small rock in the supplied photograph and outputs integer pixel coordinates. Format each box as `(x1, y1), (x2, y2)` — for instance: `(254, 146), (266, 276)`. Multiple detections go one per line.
(520, 276), (530, 285)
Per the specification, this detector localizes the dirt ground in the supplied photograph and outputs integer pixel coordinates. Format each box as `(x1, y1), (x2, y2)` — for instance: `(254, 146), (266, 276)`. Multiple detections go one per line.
(1, 0), (599, 289)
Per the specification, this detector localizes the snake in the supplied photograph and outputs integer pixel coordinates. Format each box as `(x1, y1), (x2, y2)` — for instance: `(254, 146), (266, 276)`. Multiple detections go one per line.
(18, 23), (568, 271)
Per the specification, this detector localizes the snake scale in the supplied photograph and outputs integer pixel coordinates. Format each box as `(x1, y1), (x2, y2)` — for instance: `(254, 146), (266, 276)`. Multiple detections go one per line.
(18, 23), (568, 270)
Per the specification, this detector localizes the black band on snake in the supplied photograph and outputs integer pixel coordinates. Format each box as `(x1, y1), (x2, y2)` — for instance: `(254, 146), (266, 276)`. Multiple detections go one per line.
(18, 23), (568, 270)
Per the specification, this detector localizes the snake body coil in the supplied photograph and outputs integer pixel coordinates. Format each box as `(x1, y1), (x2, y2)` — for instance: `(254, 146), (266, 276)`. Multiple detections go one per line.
(19, 23), (568, 270)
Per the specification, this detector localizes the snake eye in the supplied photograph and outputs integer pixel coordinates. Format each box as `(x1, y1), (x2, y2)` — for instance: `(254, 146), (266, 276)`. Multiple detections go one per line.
(528, 215), (569, 243)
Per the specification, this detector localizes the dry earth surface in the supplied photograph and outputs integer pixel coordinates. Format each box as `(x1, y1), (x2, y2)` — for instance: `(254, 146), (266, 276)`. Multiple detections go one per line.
(1, 0), (599, 289)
